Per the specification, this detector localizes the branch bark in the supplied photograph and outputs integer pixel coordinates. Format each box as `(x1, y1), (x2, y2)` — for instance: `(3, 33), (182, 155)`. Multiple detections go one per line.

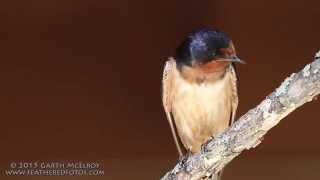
(161, 51), (320, 180)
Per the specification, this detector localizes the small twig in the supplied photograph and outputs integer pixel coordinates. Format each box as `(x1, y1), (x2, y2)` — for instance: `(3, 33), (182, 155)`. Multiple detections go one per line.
(161, 50), (320, 180)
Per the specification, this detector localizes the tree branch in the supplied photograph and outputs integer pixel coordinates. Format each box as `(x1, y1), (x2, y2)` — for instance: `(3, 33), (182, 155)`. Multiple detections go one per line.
(161, 51), (320, 180)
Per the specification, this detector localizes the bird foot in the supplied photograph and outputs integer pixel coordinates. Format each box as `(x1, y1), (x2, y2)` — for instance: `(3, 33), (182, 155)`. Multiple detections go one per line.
(179, 149), (193, 163)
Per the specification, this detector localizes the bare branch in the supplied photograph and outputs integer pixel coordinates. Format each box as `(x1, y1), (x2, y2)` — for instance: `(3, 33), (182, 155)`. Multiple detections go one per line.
(161, 51), (320, 180)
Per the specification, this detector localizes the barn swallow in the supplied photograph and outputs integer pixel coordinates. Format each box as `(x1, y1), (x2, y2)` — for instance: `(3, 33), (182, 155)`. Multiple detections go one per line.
(162, 28), (244, 157)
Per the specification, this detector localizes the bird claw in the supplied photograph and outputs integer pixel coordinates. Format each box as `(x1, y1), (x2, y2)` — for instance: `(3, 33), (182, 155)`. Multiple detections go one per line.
(179, 150), (192, 165)
(179, 149), (193, 163)
(201, 136), (214, 152)
(178, 155), (185, 161)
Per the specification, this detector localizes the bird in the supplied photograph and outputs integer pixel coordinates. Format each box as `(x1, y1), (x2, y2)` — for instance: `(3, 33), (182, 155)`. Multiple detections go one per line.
(162, 28), (244, 157)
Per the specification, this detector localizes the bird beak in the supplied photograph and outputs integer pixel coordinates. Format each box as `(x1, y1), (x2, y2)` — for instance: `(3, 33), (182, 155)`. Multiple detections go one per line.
(227, 56), (246, 64)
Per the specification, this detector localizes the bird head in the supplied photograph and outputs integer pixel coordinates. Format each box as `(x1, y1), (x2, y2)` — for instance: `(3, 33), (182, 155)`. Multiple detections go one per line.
(175, 28), (245, 69)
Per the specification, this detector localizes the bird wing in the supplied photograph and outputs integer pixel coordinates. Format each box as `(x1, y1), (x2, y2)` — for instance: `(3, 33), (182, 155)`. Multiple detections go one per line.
(230, 64), (239, 125)
(162, 58), (184, 157)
